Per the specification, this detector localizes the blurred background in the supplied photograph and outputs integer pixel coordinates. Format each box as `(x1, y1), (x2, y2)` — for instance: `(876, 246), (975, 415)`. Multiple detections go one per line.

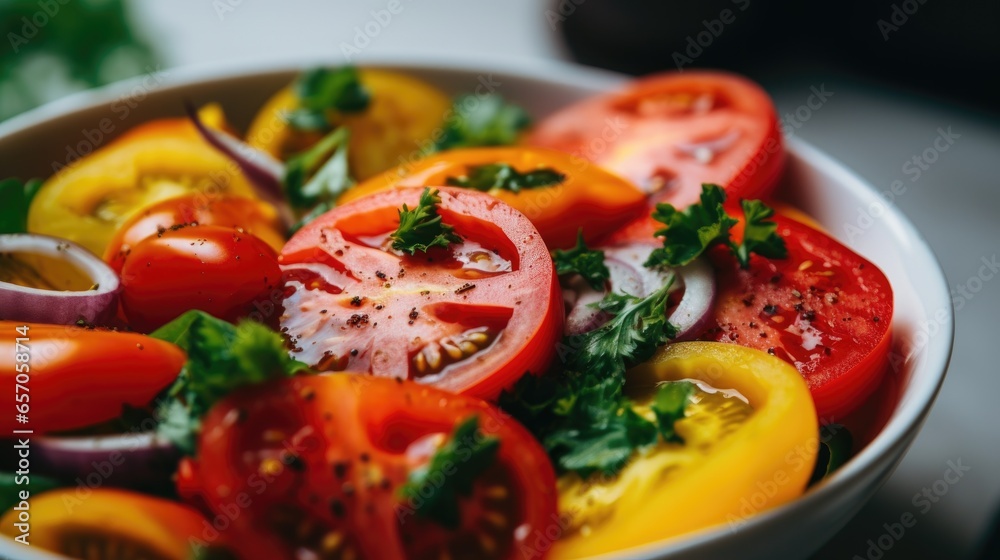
(1, 0), (996, 557)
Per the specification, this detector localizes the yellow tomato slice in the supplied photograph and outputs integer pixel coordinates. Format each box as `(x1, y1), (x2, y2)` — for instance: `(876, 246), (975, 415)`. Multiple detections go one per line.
(27, 113), (256, 256)
(246, 69), (451, 180)
(0, 489), (212, 559)
(552, 342), (818, 558)
(340, 146), (647, 249)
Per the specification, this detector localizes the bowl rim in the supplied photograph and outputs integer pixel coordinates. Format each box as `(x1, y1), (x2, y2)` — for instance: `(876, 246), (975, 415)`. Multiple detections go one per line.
(0, 53), (953, 559)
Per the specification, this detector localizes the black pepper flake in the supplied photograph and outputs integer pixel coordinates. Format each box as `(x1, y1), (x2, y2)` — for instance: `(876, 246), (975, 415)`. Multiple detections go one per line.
(759, 332), (768, 338)
(375, 270), (387, 280)
(350, 348), (359, 356)
(873, 316), (880, 322)
(742, 295), (756, 307)
(360, 452), (370, 463)
(767, 347), (776, 355)
(320, 309), (328, 314)
(408, 308), (419, 325)
(824, 347), (832, 355)
(763, 304), (779, 316)
(330, 499), (346, 517)
(803, 310), (816, 322)
(794, 303), (804, 312)
(375, 304), (384, 310)
(398, 268), (406, 278)
(350, 296), (363, 307)
(380, 478), (392, 491)
(347, 314), (370, 327)
(749, 321), (757, 328)
(420, 290), (430, 296)
(769, 274), (782, 284)
(333, 462), (349, 479)
(285, 455), (305, 472)
(455, 283), (476, 294)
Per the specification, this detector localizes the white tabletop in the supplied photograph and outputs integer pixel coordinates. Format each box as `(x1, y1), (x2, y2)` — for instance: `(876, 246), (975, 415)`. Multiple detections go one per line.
(133, 1), (1000, 557)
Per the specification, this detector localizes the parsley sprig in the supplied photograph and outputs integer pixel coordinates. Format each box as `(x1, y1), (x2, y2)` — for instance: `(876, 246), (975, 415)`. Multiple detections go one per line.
(552, 231), (610, 290)
(445, 163), (564, 193)
(150, 311), (310, 454)
(435, 94), (530, 151)
(644, 184), (787, 270)
(0, 178), (42, 234)
(501, 280), (686, 477)
(399, 416), (500, 528)
(286, 66), (370, 131)
(390, 188), (462, 255)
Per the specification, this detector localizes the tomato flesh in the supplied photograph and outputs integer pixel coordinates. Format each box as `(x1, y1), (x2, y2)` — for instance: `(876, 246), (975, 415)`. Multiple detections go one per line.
(279, 187), (562, 399)
(699, 215), (893, 420)
(177, 374), (559, 560)
(120, 225), (283, 332)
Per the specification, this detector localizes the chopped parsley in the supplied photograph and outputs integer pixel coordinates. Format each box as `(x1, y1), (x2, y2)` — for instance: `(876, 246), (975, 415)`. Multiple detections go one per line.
(0, 178), (42, 234)
(644, 184), (787, 270)
(399, 416), (500, 528)
(435, 94), (530, 151)
(445, 163), (564, 193)
(390, 188), (462, 255)
(501, 280), (684, 477)
(150, 311), (310, 454)
(552, 230), (610, 290)
(286, 66), (370, 131)
(651, 381), (695, 443)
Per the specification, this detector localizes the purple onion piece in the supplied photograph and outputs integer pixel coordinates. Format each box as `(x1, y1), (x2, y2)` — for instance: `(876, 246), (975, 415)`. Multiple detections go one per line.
(669, 258), (716, 341)
(184, 103), (295, 229)
(34, 432), (180, 489)
(0, 234), (120, 325)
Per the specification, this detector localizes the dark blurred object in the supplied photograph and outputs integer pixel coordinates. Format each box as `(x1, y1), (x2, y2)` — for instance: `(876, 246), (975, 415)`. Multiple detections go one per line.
(0, 0), (158, 120)
(556, 0), (1000, 113)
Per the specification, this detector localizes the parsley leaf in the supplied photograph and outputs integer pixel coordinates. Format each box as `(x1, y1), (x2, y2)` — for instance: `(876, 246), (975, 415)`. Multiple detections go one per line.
(286, 66), (370, 131)
(552, 231), (610, 290)
(0, 178), (42, 234)
(435, 94), (530, 151)
(390, 188), (462, 255)
(445, 163), (565, 193)
(734, 199), (788, 268)
(283, 127), (353, 210)
(500, 279), (680, 477)
(150, 311), (310, 454)
(651, 381), (695, 443)
(399, 416), (500, 528)
(644, 184), (786, 270)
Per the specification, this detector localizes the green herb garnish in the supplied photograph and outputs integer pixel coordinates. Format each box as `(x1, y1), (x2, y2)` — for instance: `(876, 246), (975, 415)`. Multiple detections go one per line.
(399, 416), (500, 528)
(390, 188), (462, 255)
(150, 311), (310, 454)
(644, 184), (786, 270)
(0, 178), (42, 234)
(435, 94), (530, 151)
(445, 163), (564, 193)
(552, 230), (610, 290)
(282, 127), (353, 210)
(286, 66), (369, 131)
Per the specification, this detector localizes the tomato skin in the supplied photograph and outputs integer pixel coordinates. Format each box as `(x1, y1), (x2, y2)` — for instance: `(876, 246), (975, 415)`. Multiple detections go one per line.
(0, 489), (215, 559)
(177, 374), (559, 560)
(553, 342), (817, 558)
(527, 71), (784, 210)
(0, 322), (184, 434)
(104, 194), (285, 272)
(247, 69), (452, 180)
(120, 225), (283, 332)
(27, 115), (257, 256)
(700, 214), (893, 421)
(279, 187), (562, 400)
(339, 147), (648, 249)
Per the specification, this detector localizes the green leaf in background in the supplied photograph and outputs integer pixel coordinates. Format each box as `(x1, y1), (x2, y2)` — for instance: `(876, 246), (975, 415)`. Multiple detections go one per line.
(150, 311), (310, 454)
(435, 94), (531, 151)
(809, 424), (854, 486)
(287, 66), (370, 131)
(1, 0), (158, 120)
(283, 127), (353, 210)
(0, 472), (61, 514)
(0, 178), (42, 234)
(445, 163), (564, 193)
(552, 230), (610, 290)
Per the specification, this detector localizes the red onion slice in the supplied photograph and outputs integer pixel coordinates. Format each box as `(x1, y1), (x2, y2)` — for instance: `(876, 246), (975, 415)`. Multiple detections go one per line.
(185, 103), (295, 228)
(669, 258), (716, 341)
(34, 432), (179, 489)
(0, 234), (120, 325)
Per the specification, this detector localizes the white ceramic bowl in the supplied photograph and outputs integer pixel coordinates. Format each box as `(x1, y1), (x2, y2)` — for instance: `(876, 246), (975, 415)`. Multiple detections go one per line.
(0, 56), (952, 560)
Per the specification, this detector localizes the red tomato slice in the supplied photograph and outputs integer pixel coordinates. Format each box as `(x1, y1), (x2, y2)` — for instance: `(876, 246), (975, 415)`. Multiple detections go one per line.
(527, 71), (783, 210)
(176, 374), (559, 560)
(699, 214), (893, 421)
(278, 187), (562, 399)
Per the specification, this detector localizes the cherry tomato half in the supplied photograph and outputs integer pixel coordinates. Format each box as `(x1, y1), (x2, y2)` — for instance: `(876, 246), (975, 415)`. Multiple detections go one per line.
(279, 187), (562, 399)
(104, 193), (285, 273)
(527, 71), (783, 209)
(0, 322), (185, 434)
(120, 225), (282, 332)
(176, 374), (559, 560)
(339, 146), (648, 250)
(699, 214), (893, 420)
